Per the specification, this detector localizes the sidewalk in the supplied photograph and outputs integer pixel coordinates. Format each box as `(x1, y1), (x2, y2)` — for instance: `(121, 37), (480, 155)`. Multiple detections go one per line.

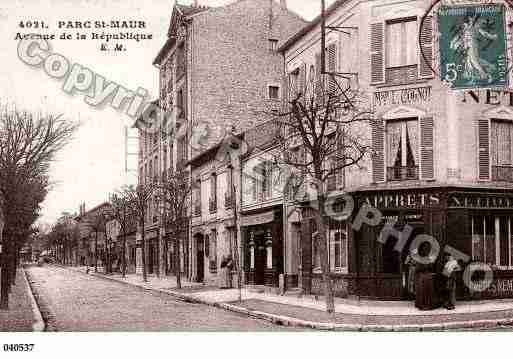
(67, 265), (513, 331)
(0, 267), (44, 332)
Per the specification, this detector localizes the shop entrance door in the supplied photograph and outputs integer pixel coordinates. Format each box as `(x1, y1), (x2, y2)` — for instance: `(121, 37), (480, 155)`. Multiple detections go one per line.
(254, 231), (266, 285)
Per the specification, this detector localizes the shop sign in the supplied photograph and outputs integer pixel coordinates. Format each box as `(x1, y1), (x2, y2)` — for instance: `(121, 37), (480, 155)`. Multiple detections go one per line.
(484, 278), (513, 298)
(240, 211), (274, 227)
(364, 192), (441, 209)
(373, 86), (431, 107)
(448, 193), (513, 209)
(439, 4), (508, 89)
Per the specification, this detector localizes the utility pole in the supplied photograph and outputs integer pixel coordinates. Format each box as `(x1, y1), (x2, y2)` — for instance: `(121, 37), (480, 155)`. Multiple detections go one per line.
(321, 0), (326, 74)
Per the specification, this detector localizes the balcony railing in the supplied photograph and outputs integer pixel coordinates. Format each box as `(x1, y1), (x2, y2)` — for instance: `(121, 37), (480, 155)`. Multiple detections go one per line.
(492, 165), (513, 182)
(224, 192), (234, 209)
(209, 197), (217, 214)
(193, 201), (201, 217)
(387, 166), (419, 181)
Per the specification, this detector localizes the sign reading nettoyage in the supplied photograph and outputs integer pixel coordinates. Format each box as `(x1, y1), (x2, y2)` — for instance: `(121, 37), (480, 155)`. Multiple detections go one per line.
(439, 4), (508, 89)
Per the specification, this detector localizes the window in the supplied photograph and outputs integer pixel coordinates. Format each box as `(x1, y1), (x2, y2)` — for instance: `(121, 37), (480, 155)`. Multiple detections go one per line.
(386, 18), (417, 68)
(491, 120), (513, 182)
(209, 230), (217, 272)
(472, 215), (513, 269)
(329, 222), (348, 272)
(209, 174), (217, 213)
(177, 89), (185, 119)
(177, 136), (187, 164)
(268, 85), (280, 100)
(386, 118), (419, 181)
(288, 68), (300, 98)
(269, 39), (278, 51)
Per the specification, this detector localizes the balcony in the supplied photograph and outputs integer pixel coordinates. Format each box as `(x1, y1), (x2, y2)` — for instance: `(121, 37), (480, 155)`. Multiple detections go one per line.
(492, 165), (513, 182)
(193, 201), (201, 217)
(224, 192), (234, 209)
(387, 166), (419, 181)
(209, 197), (217, 214)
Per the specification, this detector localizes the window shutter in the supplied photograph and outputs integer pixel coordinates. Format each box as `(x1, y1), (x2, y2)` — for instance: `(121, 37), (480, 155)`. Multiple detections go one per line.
(327, 43), (338, 94)
(315, 53), (324, 100)
(419, 16), (434, 79)
(371, 119), (385, 182)
(336, 132), (345, 188)
(370, 23), (385, 84)
(478, 118), (491, 180)
(420, 117), (434, 179)
(299, 63), (307, 96)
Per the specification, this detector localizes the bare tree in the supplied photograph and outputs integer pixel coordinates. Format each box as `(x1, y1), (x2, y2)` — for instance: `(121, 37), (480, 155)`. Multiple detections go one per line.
(88, 208), (110, 273)
(156, 168), (193, 289)
(110, 190), (136, 278)
(266, 74), (372, 313)
(0, 108), (77, 308)
(124, 184), (154, 282)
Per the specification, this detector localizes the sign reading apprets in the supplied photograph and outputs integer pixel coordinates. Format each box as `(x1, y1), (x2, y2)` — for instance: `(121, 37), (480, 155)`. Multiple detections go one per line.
(439, 4), (508, 89)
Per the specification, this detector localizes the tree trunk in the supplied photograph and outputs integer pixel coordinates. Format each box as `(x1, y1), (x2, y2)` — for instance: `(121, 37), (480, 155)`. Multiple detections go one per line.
(104, 236), (108, 274)
(141, 221), (147, 282)
(0, 246), (10, 309)
(174, 234), (181, 289)
(122, 228), (127, 278)
(94, 232), (98, 273)
(316, 194), (335, 313)
(164, 237), (169, 276)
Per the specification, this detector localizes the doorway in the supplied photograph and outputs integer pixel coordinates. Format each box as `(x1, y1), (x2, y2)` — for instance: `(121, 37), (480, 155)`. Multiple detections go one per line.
(254, 231), (266, 285)
(196, 234), (204, 283)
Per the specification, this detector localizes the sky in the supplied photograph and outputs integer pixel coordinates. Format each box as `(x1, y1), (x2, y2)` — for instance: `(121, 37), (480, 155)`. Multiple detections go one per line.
(0, 0), (325, 226)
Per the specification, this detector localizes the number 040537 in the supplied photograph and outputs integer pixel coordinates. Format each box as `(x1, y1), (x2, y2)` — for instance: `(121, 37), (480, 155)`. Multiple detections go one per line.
(3, 344), (35, 352)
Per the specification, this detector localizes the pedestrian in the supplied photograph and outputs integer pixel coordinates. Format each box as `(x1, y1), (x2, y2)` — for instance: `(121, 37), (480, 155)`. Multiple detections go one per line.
(443, 253), (461, 310)
(219, 254), (233, 289)
(404, 252), (417, 300)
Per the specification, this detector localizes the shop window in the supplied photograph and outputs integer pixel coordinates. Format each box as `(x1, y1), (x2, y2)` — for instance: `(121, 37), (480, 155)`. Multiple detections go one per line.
(491, 120), (513, 182)
(386, 118), (419, 181)
(329, 220), (348, 272)
(472, 215), (513, 269)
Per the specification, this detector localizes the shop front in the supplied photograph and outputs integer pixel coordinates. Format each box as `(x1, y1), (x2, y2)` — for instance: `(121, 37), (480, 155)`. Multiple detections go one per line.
(297, 187), (513, 301)
(350, 187), (513, 300)
(241, 206), (283, 287)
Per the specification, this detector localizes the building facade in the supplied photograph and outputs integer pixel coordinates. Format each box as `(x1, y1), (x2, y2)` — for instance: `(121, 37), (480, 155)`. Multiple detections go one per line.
(278, 0), (513, 300)
(144, 0), (306, 284)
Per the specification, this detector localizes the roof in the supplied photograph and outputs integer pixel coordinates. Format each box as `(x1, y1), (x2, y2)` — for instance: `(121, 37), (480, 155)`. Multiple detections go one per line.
(153, 4), (210, 66)
(278, 0), (350, 53)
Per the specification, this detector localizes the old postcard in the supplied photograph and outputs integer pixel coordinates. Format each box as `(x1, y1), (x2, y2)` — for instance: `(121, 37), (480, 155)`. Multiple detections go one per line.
(1, 0), (513, 356)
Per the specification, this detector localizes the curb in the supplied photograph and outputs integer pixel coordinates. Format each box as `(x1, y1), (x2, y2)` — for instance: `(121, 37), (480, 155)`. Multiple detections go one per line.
(22, 267), (45, 332)
(59, 265), (513, 332)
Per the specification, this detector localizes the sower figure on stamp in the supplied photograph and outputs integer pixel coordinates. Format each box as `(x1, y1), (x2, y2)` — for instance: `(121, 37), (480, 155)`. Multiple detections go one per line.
(443, 253), (461, 310)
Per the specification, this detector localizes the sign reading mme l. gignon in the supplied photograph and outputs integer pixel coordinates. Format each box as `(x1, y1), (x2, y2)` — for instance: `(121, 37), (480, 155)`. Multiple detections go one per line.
(439, 4), (508, 89)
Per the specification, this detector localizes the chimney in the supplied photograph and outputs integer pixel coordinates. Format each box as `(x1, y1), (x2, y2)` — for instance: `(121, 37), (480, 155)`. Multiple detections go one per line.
(280, 0), (287, 10)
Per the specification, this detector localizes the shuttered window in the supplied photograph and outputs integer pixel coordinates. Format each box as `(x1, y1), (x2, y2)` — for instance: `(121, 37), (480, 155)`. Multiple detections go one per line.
(491, 120), (513, 182)
(371, 119), (385, 182)
(478, 118), (491, 180)
(370, 22), (385, 83)
(420, 117), (434, 179)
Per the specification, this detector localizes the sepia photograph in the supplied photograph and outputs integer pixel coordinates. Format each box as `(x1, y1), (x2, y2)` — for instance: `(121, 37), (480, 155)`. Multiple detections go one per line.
(1, 0), (513, 356)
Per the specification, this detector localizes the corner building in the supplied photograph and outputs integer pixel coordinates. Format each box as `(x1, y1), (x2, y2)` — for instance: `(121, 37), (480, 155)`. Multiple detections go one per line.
(280, 0), (513, 300)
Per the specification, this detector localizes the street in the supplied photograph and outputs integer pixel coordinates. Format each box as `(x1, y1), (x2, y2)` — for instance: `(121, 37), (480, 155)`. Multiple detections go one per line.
(25, 266), (295, 331)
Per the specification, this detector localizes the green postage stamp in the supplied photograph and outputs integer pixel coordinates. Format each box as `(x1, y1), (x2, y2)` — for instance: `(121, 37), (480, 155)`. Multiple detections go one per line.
(439, 4), (508, 89)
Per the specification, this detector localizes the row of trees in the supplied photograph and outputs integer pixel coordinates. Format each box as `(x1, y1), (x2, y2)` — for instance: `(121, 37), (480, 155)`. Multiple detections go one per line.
(0, 108), (78, 309)
(37, 166), (193, 289)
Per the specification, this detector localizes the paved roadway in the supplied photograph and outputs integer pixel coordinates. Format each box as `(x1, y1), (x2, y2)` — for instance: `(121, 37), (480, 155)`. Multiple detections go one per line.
(25, 266), (295, 331)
